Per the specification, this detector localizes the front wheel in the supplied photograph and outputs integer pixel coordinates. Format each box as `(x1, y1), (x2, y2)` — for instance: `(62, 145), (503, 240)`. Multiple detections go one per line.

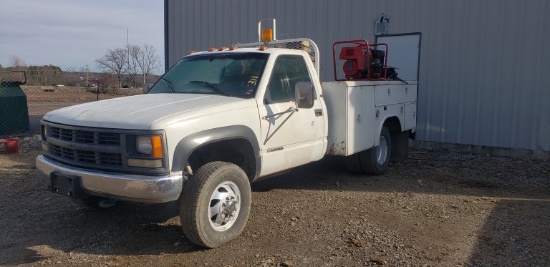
(180, 161), (251, 248)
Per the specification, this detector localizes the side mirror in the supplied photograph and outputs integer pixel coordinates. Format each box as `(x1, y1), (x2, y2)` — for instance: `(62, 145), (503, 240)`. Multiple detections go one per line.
(294, 81), (315, 109)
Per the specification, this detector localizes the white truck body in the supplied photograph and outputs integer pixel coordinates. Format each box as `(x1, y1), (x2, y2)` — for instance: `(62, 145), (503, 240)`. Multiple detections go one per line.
(36, 45), (416, 200)
(35, 28), (418, 247)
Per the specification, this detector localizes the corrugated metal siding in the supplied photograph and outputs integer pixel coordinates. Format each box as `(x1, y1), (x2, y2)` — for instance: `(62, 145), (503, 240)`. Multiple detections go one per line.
(165, 0), (550, 152)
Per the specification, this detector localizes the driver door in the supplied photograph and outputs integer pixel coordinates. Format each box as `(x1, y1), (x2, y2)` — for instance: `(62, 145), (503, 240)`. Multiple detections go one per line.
(258, 55), (325, 176)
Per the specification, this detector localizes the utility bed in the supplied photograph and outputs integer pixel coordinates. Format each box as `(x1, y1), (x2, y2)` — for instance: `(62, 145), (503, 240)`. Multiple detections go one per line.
(322, 80), (418, 156)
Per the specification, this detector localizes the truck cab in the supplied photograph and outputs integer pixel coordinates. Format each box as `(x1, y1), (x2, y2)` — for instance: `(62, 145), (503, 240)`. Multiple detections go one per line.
(145, 45), (328, 180)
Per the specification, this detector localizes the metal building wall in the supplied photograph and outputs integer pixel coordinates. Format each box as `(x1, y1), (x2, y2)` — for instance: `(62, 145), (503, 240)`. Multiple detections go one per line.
(165, 0), (550, 152)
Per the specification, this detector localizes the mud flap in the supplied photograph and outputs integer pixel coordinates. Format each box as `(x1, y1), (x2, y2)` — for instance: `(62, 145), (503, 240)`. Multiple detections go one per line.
(390, 131), (409, 162)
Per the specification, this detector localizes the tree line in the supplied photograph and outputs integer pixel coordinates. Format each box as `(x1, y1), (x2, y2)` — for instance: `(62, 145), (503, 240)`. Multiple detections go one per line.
(1, 56), (64, 86)
(1, 44), (161, 88)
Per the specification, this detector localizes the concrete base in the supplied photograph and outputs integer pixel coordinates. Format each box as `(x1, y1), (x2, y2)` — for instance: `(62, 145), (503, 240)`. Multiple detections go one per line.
(411, 140), (550, 160)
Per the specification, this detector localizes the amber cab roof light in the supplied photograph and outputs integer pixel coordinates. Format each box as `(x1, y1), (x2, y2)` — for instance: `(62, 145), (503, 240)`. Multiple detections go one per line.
(258, 18), (276, 43)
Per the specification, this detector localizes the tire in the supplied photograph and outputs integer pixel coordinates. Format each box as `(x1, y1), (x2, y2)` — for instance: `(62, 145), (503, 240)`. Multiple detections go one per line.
(344, 153), (362, 174)
(360, 126), (392, 175)
(180, 161), (251, 248)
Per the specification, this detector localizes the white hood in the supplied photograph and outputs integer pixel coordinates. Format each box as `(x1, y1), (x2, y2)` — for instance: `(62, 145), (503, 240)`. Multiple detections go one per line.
(42, 93), (255, 129)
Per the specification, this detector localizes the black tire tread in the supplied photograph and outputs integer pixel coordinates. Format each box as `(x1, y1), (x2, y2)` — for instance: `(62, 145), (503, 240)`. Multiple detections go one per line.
(344, 153), (362, 174)
(181, 161), (227, 247)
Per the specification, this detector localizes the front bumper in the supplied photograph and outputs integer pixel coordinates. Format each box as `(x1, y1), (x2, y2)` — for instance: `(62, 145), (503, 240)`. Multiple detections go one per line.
(36, 155), (183, 203)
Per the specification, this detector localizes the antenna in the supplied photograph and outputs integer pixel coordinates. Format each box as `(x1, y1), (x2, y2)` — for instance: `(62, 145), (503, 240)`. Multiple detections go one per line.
(127, 28), (130, 65)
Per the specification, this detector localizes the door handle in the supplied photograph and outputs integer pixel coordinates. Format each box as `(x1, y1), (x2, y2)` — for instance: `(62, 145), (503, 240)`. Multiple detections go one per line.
(314, 109), (323, 117)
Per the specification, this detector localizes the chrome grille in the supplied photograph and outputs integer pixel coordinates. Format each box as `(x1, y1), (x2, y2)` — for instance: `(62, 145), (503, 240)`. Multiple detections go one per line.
(75, 130), (94, 143)
(49, 126), (121, 145)
(98, 133), (119, 145)
(50, 145), (122, 166)
(51, 127), (73, 141)
(99, 153), (122, 165)
(77, 150), (96, 163)
(46, 125), (123, 168)
(52, 145), (75, 161)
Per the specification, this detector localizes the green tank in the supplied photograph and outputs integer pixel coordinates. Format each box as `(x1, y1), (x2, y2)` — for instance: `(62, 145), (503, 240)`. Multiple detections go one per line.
(0, 79), (30, 134)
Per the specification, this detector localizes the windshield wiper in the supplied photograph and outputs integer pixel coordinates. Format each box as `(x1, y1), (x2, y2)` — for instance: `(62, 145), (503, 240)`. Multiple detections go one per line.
(190, 80), (231, 96)
(160, 77), (174, 93)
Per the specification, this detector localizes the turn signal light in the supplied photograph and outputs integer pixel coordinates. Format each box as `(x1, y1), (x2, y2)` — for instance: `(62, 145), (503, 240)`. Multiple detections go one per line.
(151, 135), (163, 159)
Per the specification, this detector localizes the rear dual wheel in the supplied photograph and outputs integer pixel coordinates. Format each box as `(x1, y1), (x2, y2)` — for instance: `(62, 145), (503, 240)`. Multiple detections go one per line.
(345, 126), (392, 175)
(180, 161), (251, 248)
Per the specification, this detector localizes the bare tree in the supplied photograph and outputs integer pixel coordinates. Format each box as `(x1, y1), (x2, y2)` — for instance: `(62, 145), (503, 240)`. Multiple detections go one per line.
(130, 44), (161, 86)
(96, 44), (160, 89)
(9, 56), (26, 70)
(126, 44), (140, 87)
(96, 48), (127, 88)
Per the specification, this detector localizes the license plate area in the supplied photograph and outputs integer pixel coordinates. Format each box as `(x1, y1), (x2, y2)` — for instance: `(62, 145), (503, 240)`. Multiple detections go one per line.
(49, 172), (83, 198)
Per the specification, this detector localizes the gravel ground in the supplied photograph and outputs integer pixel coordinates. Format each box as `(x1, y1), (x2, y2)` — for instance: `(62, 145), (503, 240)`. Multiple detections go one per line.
(0, 147), (549, 266)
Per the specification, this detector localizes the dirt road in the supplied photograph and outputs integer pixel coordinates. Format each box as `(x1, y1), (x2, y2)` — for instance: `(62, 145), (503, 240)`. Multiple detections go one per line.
(1, 148), (549, 266)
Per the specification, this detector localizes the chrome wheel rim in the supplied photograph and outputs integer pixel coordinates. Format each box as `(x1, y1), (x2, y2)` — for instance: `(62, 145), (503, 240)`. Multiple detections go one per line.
(376, 135), (388, 165)
(208, 181), (241, 232)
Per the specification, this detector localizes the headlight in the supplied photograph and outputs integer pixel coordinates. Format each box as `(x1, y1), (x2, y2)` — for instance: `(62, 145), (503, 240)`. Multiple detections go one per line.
(136, 136), (152, 154)
(136, 135), (164, 159)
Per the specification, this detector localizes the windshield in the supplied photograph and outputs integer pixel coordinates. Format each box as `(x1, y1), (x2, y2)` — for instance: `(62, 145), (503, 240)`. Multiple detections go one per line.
(148, 52), (269, 98)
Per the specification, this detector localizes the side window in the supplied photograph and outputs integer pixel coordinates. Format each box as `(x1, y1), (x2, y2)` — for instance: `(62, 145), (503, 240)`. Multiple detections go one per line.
(265, 55), (313, 103)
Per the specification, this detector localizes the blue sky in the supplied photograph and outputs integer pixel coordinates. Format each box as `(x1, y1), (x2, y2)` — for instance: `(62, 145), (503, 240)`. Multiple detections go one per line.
(0, 0), (164, 72)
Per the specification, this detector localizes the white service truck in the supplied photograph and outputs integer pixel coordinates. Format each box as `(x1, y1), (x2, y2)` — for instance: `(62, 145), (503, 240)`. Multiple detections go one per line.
(36, 22), (417, 248)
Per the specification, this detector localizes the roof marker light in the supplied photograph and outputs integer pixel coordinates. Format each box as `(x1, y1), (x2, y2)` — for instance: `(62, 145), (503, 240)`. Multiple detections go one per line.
(259, 45), (268, 51)
(229, 45), (237, 51)
(218, 47), (226, 51)
(208, 48), (216, 52)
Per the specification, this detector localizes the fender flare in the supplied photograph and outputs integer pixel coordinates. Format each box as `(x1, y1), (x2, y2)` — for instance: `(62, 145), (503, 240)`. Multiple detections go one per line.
(171, 125), (261, 178)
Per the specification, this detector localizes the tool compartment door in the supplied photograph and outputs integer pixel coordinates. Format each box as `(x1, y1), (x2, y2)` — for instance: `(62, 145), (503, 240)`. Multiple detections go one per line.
(323, 81), (376, 156)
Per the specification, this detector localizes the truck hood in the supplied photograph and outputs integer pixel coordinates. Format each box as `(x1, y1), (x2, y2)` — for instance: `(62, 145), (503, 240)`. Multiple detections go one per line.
(42, 93), (256, 129)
